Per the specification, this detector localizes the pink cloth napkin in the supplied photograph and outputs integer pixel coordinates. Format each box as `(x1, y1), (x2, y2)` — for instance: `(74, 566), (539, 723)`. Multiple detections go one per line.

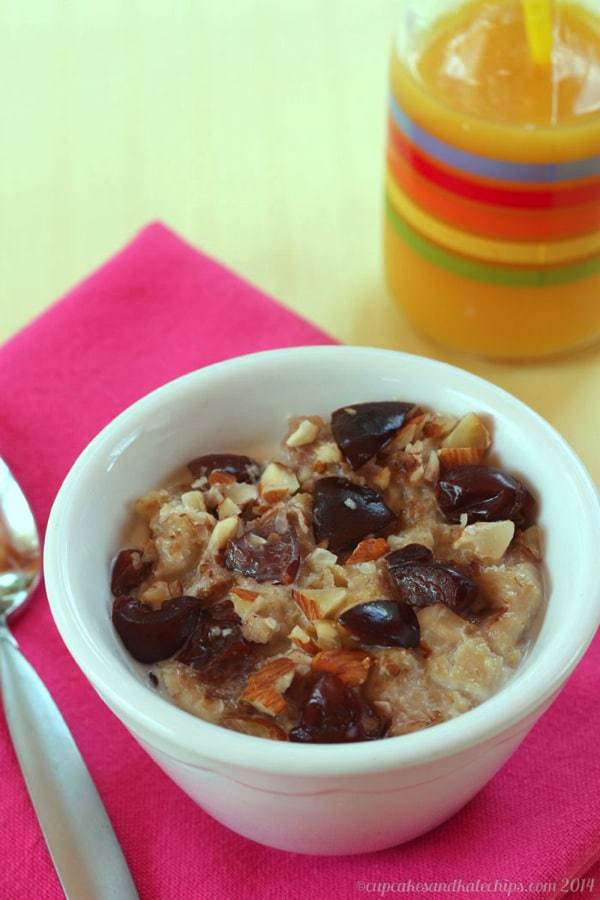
(1, 223), (598, 900)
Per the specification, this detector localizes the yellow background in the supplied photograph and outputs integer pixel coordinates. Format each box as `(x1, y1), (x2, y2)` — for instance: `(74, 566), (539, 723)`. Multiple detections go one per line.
(1, 1), (599, 482)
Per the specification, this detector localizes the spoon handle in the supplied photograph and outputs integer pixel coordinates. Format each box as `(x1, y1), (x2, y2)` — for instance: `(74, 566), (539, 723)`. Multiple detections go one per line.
(0, 629), (139, 900)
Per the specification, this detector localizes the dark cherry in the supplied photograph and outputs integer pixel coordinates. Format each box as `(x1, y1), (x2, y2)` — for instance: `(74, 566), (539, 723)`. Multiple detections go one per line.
(176, 598), (255, 681)
(112, 595), (203, 663)
(331, 401), (414, 469)
(339, 600), (420, 648)
(312, 476), (395, 554)
(437, 465), (536, 528)
(289, 673), (388, 744)
(224, 510), (300, 584)
(386, 544), (433, 571)
(110, 549), (152, 596)
(187, 453), (261, 484)
(388, 562), (479, 616)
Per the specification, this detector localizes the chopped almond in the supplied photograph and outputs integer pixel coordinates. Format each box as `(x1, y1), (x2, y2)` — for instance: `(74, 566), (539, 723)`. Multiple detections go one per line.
(259, 462), (300, 503)
(372, 467), (391, 491)
(286, 419), (319, 448)
(223, 715), (288, 741)
(347, 537), (388, 564)
(438, 447), (486, 471)
(454, 520), (515, 562)
(181, 490), (206, 512)
(313, 619), (342, 650)
(311, 649), (372, 686)
(208, 470), (236, 486)
(225, 482), (258, 507)
(207, 516), (239, 552)
(228, 586), (258, 618)
(289, 625), (319, 655)
(392, 413), (427, 450)
(217, 496), (241, 520)
(240, 658), (296, 716)
(442, 413), (491, 450)
(292, 587), (348, 620)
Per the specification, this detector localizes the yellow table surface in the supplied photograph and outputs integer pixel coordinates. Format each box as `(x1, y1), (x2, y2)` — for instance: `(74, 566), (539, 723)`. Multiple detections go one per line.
(1, 1), (599, 483)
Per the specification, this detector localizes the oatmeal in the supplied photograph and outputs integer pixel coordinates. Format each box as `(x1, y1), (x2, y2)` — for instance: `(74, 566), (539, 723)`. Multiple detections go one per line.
(110, 402), (544, 743)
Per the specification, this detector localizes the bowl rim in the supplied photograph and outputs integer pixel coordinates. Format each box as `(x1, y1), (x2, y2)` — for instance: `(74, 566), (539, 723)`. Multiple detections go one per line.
(44, 346), (600, 777)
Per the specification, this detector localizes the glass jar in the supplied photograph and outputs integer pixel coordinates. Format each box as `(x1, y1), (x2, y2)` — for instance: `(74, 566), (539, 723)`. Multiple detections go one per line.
(384, 0), (600, 359)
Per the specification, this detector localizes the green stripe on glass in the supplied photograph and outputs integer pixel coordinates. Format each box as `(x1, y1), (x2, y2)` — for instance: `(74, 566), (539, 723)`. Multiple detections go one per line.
(385, 196), (600, 287)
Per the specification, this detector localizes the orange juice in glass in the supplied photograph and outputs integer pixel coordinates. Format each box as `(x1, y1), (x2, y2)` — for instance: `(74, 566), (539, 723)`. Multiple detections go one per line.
(384, 0), (600, 359)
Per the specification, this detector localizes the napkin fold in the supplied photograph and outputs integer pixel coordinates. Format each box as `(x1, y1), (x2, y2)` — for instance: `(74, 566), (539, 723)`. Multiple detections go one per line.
(1, 223), (598, 900)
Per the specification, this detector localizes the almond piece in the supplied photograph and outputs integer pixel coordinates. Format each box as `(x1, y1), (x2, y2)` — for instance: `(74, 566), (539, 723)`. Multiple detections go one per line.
(240, 658), (296, 716)
(422, 415), (458, 438)
(259, 462), (300, 504)
(208, 470), (236, 486)
(392, 413), (427, 450)
(311, 649), (372, 686)
(441, 413), (491, 450)
(453, 520), (515, 562)
(289, 625), (319, 655)
(307, 547), (338, 570)
(286, 419), (319, 448)
(314, 441), (342, 469)
(181, 490), (206, 512)
(207, 515), (239, 552)
(229, 586), (259, 618)
(292, 587), (348, 620)
(372, 467), (391, 491)
(139, 581), (170, 608)
(223, 715), (288, 741)
(438, 447), (486, 471)
(346, 537), (388, 564)
(217, 496), (241, 520)
(225, 482), (258, 507)
(313, 619), (342, 650)
(515, 525), (543, 561)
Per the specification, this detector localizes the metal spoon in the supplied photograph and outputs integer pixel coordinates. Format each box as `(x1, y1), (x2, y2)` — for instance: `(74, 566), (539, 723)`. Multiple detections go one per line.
(0, 456), (139, 900)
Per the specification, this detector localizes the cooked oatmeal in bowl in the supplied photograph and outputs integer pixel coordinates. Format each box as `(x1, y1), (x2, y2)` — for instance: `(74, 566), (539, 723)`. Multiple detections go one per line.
(110, 401), (544, 743)
(46, 346), (600, 853)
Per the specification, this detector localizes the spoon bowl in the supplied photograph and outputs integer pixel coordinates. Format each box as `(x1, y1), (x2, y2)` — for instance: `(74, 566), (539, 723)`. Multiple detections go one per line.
(0, 456), (41, 621)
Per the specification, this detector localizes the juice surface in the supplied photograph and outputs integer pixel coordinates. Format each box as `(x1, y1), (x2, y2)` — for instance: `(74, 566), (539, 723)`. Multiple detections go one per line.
(413, 0), (600, 126)
(385, 0), (600, 359)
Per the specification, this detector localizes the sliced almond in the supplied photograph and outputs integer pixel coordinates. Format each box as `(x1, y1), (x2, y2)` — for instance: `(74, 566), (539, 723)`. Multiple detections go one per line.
(208, 470), (236, 486)
(289, 625), (319, 655)
(240, 658), (296, 716)
(217, 496), (241, 520)
(442, 413), (491, 450)
(292, 587), (347, 620)
(313, 619), (342, 650)
(207, 515), (239, 552)
(181, 490), (206, 512)
(438, 447), (486, 471)
(223, 715), (288, 741)
(346, 537), (388, 564)
(286, 419), (319, 448)
(454, 520), (515, 562)
(225, 482), (258, 507)
(259, 462), (300, 504)
(311, 649), (372, 686)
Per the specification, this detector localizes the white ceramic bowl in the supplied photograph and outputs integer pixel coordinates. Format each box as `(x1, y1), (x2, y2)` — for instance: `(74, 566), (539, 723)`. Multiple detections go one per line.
(45, 346), (600, 855)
